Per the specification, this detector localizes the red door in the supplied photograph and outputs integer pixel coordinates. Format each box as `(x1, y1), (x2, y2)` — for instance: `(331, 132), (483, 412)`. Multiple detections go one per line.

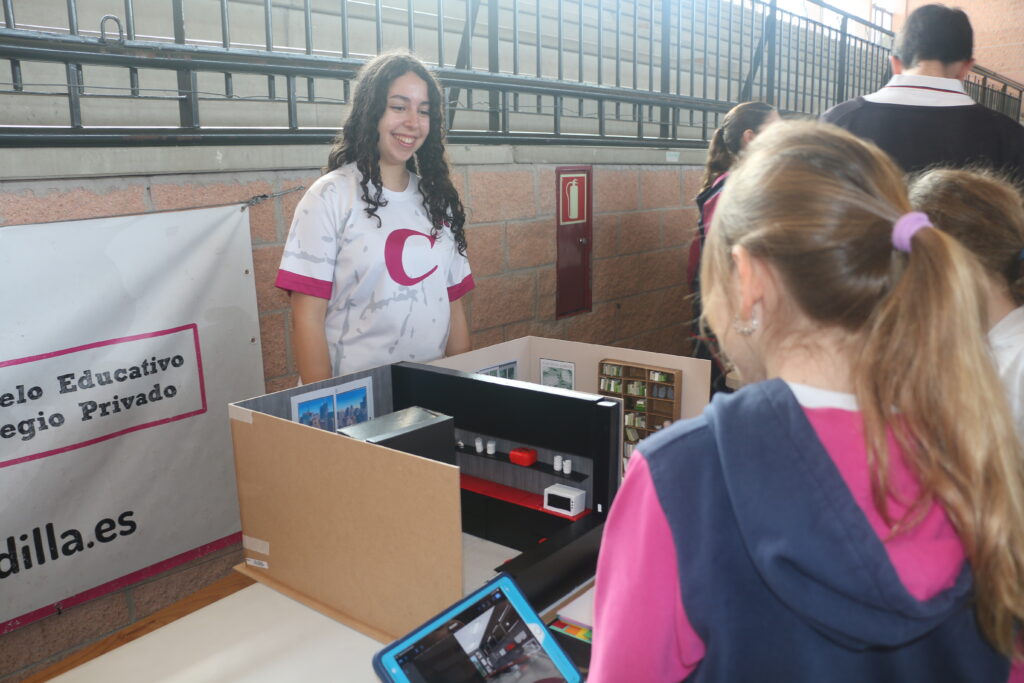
(555, 166), (592, 319)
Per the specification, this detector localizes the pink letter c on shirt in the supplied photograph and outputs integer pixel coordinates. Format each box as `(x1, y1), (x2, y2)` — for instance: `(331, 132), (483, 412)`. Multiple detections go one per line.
(384, 229), (438, 286)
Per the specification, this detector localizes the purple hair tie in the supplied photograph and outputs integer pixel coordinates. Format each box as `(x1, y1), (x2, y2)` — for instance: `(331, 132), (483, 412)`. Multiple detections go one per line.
(891, 211), (932, 253)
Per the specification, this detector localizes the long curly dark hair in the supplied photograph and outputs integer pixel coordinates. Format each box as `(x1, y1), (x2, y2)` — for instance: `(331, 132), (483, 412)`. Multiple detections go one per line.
(326, 51), (467, 255)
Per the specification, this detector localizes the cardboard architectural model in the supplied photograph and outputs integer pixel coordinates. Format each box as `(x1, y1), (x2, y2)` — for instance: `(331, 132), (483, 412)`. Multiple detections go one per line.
(228, 356), (636, 641)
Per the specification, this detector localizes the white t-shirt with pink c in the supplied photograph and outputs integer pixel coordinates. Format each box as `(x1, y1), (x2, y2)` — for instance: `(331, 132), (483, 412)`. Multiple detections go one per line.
(275, 163), (473, 376)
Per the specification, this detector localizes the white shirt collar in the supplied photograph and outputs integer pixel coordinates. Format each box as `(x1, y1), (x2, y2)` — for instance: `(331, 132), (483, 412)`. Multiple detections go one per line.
(989, 306), (1024, 351)
(863, 73), (976, 107)
(785, 381), (859, 411)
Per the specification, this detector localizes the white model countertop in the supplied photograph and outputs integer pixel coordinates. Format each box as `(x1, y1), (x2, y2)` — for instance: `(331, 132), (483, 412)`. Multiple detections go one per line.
(53, 534), (520, 683)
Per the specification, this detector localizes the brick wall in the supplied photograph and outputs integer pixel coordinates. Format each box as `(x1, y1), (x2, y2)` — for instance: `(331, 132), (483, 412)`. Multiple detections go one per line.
(0, 150), (703, 680)
(899, 0), (1024, 85)
(460, 162), (701, 356)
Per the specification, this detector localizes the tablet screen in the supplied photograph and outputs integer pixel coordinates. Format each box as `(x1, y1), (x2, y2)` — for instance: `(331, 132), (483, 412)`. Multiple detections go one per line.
(375, 575), (580, 683)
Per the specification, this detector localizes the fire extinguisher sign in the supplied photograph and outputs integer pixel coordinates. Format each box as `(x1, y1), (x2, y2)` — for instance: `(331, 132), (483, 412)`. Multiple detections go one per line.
(558, 172), (588, 225)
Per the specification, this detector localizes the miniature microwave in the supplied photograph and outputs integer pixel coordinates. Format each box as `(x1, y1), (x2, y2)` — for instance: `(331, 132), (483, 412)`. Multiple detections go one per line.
(543, 484), (586, 516)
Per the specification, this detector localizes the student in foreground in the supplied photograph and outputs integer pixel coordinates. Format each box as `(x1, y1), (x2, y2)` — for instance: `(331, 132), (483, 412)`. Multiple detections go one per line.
(909, 167), (1024, 439)
(589, 121), (1024, 682)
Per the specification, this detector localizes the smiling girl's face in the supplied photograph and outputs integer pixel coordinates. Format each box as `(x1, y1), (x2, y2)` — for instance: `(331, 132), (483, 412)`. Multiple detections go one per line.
(377, 71), (431, 176)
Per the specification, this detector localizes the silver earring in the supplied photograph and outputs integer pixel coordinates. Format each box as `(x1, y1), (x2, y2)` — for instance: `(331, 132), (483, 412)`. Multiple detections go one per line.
(732, 314), (759, 336)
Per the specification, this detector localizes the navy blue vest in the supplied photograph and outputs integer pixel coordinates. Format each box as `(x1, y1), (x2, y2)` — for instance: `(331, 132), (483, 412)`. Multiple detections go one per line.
(641, 379), (1009, 682)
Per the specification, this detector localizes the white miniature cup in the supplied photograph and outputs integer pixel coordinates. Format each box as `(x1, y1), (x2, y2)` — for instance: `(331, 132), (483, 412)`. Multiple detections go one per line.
(486, 440), (496, 455)
(474, 437), (484, 453)
(553, 454), (563, 472)
(562, 458), (572, 475)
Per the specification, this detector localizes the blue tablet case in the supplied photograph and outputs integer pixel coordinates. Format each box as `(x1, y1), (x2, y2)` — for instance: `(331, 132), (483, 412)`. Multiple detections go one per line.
(373, 573), (583, 682)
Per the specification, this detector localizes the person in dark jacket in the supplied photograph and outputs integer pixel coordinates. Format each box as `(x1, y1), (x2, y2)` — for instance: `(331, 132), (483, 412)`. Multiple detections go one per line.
(822, 4), (1024, 180)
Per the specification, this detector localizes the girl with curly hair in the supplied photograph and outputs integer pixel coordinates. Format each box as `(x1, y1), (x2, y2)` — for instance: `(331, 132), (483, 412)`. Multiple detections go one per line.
(276, 51), (472, 382)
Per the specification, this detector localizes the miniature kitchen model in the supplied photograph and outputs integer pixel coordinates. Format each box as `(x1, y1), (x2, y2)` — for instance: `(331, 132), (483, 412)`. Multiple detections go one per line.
(229, 360), (621, 642)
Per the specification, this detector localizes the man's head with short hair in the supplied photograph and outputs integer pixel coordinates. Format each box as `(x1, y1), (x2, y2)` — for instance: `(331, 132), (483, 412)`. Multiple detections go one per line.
(893, 4), (973, 67)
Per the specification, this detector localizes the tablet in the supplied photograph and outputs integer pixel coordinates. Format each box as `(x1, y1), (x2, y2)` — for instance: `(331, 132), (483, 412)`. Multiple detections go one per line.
(372, 573), (583, 683)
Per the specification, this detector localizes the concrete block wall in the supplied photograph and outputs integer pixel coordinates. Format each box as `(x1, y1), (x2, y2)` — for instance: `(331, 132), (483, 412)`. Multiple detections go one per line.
(0, 143), (704, 679)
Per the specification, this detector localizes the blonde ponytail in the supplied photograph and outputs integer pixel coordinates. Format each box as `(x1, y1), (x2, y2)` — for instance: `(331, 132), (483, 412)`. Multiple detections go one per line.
(703, 120), (1024, 658)
(857, 224), (1024, 656)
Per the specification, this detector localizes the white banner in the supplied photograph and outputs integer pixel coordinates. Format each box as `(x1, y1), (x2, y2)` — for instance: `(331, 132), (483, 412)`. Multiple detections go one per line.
(0, 205), (264, 628)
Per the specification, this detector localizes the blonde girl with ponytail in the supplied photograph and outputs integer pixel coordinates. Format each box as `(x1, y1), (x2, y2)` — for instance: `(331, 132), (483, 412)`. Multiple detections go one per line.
(591, 121), (1024, 683)
(690, 101), (778, 393)
(909, 167), (1024, 438)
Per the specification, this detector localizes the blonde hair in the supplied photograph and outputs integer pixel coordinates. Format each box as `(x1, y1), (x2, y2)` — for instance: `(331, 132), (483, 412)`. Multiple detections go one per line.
(909, 167), (1024, 305)
(701, 120), (1024, 657)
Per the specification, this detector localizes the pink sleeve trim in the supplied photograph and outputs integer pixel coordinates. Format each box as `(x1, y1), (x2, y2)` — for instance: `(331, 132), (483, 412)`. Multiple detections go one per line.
(447, 273), (475, 301)
(589, 452), (705, 683)
(275, 270), (332, 300)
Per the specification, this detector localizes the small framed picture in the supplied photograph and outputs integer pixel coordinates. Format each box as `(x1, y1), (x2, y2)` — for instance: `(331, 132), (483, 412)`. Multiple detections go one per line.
(334, 377), (374, 428)
(540, 358), (575, 390)
(477, 360), (518, 380)
(290, 386), (338, 432)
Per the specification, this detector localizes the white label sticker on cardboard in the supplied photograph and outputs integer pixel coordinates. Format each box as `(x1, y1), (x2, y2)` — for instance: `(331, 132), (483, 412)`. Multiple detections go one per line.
(245, 557), (269, 570)
(242, 534), (270, 555)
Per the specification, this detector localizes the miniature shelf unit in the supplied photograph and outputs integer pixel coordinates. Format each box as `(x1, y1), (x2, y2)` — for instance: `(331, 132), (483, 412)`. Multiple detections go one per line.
(455, 443), (589, 486)
(598, 359), (683, 476)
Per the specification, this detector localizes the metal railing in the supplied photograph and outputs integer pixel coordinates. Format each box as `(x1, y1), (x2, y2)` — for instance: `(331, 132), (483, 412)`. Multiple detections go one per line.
(966, 65), (1024, 122)
(0, 0), (1019, 148)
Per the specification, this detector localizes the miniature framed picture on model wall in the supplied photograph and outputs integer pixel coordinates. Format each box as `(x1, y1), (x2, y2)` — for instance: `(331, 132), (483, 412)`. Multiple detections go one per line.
(290, 377), (374, 432)
(540, 358), (575, 390)
(477, 360), (518, 380)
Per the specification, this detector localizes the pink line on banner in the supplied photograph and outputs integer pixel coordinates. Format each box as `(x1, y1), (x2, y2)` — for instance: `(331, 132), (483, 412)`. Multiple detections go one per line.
(0, 324), (208, 469)
(0, 532), (243, 635)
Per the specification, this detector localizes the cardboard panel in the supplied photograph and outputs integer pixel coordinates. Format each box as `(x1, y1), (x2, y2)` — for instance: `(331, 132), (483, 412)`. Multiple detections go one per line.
(230, 409), (462, 642)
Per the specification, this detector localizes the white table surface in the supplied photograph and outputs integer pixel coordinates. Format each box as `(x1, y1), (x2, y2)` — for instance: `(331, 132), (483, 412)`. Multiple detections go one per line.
(53, 535), (520, 683)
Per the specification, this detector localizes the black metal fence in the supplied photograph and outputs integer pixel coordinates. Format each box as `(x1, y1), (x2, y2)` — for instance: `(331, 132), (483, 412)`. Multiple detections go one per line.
(0, 0), (1019, 148)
